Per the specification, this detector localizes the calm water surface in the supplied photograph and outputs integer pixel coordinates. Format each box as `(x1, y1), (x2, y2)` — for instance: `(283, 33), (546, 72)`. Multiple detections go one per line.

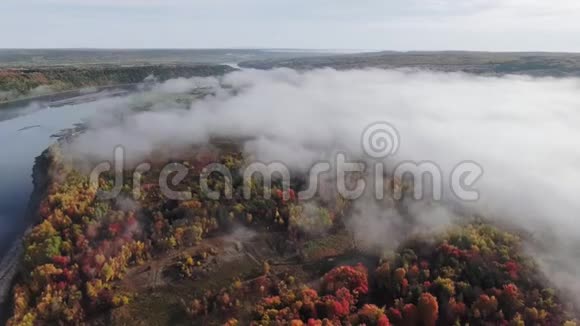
(0, 103), (100, 258)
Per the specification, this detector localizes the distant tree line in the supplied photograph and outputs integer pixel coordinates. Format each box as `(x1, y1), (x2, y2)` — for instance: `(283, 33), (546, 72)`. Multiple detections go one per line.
(0, 65), (234, 102)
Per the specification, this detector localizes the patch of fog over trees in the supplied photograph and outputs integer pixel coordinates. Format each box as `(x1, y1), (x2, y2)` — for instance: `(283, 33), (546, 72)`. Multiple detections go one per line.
(63, 68), (580, 298)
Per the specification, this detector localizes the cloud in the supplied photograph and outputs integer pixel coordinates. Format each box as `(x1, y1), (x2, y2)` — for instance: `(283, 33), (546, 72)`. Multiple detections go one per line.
(69, 68), (580, 233)
(65, 68), (580, 295)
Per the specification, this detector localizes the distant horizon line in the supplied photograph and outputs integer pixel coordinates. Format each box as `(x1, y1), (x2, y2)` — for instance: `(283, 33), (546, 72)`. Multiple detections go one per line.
(1, 48), (580, 54)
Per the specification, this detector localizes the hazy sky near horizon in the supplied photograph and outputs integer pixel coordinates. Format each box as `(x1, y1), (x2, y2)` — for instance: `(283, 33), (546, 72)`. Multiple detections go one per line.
(1, 0), (580, 51)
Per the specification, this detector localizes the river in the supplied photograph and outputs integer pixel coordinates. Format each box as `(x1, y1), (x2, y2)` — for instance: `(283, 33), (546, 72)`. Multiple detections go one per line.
(0, 89), (134, 319)
(0, 87), (136, 258)
(0, 68), (238, 319)
(0, 106), (91, 254)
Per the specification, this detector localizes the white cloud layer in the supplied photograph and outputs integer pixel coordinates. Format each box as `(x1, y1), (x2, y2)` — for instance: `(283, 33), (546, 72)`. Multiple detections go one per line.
(65, 68), (580, 296)
(68, 68), (580, 236)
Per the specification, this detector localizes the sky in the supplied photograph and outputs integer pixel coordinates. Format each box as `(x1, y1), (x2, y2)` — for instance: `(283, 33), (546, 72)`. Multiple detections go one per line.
(1, 0), (580, 51)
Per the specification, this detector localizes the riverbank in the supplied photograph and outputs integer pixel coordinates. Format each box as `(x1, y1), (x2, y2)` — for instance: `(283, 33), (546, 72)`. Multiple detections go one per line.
(0, 240), (22, 322)
(0, 147), (52, 322)
(0, 83), (138, 109)
(0, 64), (235, 105)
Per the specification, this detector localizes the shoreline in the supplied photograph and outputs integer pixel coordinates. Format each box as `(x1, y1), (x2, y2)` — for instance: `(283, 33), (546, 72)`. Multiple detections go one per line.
(0, 83), (140, 110)
(0, 63), (237, 110)
(0, 239), (23, 322)
(0, 148), (52, 321)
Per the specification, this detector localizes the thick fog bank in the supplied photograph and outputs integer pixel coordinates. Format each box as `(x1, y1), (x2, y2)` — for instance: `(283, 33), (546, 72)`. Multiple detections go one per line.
(65, 68), (580, 295)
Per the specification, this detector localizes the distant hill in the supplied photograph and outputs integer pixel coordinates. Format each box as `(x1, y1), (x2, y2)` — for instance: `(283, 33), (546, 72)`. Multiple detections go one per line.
(0, 64), (234, 104)
(0, 49), (333, 67)
(0, 49), (337, 104)
(240, 51), (580, 77)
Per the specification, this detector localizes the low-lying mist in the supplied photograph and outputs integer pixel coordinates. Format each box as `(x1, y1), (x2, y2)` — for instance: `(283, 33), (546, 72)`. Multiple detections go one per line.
(64, 68), (580, 297)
